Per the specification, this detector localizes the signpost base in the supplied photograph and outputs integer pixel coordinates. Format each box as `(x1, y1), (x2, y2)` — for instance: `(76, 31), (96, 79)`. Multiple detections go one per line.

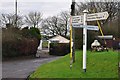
(83, 69), (86, 72)
(70, 64), (72, 70)
(70, 57), (73, 69)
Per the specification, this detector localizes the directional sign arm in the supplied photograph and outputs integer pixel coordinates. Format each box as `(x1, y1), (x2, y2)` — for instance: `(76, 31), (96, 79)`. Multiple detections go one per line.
(72, 15), (83, 24)
(87, 12), (109, 21)
(87, 25), (99, 31)
(72, 24), (99, 31)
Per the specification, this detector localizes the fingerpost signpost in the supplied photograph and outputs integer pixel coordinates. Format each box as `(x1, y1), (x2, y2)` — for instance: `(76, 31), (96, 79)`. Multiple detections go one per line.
(71, 9), (109, 72)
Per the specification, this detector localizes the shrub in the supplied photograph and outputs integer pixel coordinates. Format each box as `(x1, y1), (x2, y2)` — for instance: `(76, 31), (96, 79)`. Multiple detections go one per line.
(49, 43), (70, 56)
(21, 27), (41, 40)
(29, 27), (41, 40)
(2, 26), (41, 59)
(42, 41), (48, 48)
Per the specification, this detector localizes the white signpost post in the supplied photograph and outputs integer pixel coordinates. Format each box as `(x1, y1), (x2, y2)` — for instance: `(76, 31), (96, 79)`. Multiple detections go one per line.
(72, 10), (109, 72)
(83, 10), (88, 72)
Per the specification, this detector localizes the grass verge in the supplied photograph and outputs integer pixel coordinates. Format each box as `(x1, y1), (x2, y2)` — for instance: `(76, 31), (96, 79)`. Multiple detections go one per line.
(29, 50), (118, 78)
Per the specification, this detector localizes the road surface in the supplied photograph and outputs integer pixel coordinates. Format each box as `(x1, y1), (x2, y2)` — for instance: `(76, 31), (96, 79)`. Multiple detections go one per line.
(2, 49), (60, 78)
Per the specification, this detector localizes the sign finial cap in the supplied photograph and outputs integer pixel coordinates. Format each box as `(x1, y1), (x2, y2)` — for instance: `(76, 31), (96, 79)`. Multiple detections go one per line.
(83, 9), (88, 13)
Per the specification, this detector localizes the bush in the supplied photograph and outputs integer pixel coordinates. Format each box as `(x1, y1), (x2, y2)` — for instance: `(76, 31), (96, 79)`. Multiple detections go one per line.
(21, 27), (41, 39)
(49, 43), (70, 56)
(2, 26), (41, 59)
(29, 27), (41, 40)
(42, 41), (48, 48)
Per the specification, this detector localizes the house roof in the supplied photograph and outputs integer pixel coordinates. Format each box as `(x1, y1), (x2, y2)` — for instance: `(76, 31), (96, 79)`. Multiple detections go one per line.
(49, 35), (70, 43)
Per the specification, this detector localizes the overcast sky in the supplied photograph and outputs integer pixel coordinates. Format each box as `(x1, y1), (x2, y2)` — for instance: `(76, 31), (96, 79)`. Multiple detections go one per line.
(1, 0), (114, 18)
(0, 0), (81, 18)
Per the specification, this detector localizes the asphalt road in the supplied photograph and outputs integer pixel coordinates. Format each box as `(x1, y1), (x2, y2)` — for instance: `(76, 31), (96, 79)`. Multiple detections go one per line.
(2, 53), (60, 78)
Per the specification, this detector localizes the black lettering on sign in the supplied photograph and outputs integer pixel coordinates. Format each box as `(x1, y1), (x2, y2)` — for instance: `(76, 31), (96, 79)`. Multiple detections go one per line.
(83, 34), (85, 45)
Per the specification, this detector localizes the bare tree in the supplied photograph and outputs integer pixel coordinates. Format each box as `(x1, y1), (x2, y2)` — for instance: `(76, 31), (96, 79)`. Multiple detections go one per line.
(0, 13), (23, 28)
(42, 15), (66, 36)
(25, 12), (42, 28)
(42, 16), (58, 36)
(0, 18), (2, 28)
(59, 11), (70, 37)
(42, 11), (70, 37)
(76, 1), (119, 25)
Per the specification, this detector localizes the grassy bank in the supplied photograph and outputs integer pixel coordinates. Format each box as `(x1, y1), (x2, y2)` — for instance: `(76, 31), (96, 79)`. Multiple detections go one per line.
(30, 50), (118, 78)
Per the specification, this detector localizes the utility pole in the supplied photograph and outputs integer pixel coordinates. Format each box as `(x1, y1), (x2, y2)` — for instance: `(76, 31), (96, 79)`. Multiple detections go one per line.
(15, 0), (17, 27)
(71, 0), (75, 63)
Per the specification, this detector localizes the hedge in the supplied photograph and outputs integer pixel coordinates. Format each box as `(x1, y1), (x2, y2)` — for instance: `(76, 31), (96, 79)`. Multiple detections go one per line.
(2, 26), (41, 59)
(49, 43), (70, 56)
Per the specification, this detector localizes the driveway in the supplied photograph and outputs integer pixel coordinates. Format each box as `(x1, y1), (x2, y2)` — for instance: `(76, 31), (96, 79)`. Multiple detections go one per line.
(2, 49), (60, 78)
